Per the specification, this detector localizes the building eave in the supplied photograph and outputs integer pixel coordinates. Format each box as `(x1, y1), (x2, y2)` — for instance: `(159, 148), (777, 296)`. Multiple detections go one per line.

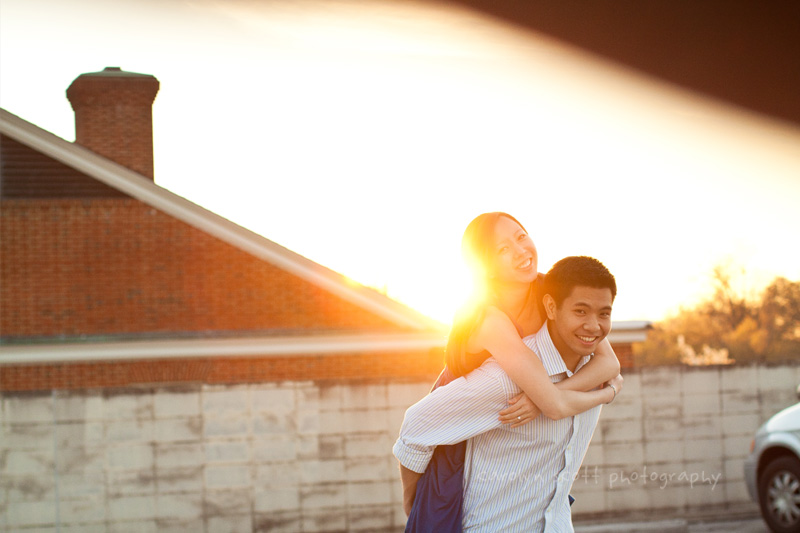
(0, 108), (443, 332)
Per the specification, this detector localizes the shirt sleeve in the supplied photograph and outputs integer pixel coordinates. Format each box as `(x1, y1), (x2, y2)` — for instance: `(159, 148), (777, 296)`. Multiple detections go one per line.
(392, 362), (512, 473)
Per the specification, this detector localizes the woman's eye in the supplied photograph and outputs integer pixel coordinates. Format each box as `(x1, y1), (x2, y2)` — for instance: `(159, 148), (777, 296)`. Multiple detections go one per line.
(518, 233), (527, 241)
(498, 246), (508, 254)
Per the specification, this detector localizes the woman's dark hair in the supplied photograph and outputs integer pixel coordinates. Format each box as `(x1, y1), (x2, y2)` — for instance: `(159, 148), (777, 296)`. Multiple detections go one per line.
(443, 212), (539, 377)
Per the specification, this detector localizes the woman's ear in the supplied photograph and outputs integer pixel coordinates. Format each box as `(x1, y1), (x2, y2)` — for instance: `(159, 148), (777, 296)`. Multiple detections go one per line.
(543, 294), (557, 320)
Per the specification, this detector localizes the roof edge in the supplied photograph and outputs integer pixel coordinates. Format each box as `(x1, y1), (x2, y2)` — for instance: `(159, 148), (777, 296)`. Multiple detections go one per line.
(0, 108), (443, 332)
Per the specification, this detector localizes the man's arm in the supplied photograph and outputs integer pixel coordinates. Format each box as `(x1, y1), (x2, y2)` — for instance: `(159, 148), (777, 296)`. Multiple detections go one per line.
(393, 364), (511, 511)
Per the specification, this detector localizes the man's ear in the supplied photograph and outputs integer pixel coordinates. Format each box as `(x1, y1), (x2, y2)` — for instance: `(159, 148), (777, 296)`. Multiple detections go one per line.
(543, 294), (557, 320)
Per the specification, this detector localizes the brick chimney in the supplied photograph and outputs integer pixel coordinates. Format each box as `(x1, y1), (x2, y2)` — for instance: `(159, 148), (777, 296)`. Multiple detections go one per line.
(66, 67), (160, 180)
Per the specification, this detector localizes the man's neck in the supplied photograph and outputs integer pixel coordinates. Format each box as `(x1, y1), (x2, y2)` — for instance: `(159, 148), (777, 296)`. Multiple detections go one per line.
(546, 321), (583, 374)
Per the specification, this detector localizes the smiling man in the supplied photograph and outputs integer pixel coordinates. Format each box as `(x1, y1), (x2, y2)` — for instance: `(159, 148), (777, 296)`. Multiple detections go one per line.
(393, 256), (618, 532)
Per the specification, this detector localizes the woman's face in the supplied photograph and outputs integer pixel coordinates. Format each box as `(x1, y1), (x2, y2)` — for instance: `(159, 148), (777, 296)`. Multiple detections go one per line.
(490, 216), (538, 284)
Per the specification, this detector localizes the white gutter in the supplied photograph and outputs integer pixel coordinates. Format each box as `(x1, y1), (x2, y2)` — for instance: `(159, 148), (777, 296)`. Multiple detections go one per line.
(0, 109), (439, 332)
(0, 332), (448, 365)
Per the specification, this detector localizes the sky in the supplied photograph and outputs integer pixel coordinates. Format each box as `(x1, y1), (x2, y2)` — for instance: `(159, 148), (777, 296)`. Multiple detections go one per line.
(2, 0), (799, 324)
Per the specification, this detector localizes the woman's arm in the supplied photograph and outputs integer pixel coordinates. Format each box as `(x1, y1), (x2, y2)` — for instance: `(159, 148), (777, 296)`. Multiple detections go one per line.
(556, 338), (620, 392)
(473, 307), (615, 420)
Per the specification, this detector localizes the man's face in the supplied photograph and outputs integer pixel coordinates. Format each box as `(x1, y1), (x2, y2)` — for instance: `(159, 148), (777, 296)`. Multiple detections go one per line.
(546, 286), (613, 358)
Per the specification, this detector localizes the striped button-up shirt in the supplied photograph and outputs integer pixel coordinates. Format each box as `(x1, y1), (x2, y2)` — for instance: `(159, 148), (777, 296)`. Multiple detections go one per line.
(393, 323), (602, 532)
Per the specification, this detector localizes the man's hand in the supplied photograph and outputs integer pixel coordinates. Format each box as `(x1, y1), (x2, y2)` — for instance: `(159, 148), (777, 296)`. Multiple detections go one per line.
(399, 464), (422, 516)
(498, 393), (541, 427)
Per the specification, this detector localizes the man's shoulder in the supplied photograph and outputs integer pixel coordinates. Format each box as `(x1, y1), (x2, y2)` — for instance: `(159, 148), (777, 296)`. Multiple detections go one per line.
(472, 358), (520, 394)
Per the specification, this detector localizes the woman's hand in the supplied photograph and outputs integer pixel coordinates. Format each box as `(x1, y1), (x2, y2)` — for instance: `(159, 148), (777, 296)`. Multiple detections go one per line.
(499, 393), (541, 427)
(606, 374), (624, 402)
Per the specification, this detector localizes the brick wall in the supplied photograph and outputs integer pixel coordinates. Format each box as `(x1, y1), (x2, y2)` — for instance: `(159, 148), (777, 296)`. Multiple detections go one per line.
(1, 199), (404, 340)
(2, 363), (794, 532)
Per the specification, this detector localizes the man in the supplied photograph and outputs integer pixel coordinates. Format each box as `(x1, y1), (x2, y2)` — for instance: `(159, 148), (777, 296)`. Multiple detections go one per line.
(393, 256), (620, 532)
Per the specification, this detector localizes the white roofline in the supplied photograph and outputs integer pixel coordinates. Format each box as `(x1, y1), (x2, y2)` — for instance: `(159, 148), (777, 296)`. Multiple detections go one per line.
(0, 321), (650, 365)
(0, 332), (448, 365)
(0, 108), (441, 332)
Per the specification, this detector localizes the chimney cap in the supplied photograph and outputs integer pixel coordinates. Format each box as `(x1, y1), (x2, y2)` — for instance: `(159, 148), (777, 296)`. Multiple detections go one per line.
(76, 66), (157, 79)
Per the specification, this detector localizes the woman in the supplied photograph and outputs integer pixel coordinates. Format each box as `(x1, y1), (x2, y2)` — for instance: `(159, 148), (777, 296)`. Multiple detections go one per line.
(403, 212), (622, 532)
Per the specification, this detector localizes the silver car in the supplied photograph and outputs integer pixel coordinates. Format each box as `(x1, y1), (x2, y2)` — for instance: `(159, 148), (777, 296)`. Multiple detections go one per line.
(745, 401), (800, 533)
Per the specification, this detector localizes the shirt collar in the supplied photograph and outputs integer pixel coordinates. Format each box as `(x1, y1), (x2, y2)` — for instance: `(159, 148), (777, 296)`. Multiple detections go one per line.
(533, 322), (592, 378)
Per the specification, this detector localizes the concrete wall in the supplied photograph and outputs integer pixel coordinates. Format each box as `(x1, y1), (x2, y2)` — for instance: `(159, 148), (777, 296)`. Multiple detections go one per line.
(2, 364), (798, 532)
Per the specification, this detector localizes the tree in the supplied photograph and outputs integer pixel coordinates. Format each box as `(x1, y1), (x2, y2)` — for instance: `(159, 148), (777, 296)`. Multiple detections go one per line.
(634, 266), (800, 366)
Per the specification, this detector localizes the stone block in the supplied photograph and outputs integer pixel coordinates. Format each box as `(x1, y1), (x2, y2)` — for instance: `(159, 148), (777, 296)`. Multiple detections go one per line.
(644, 417), (685, 441)
(643, 394), (682, 419)
(299, 484), (347, 510)
(347, 481), (394, 506)
(598, 417), (643, 443)
(606, 485), (649, 510)
(387, 382), (430, 408)
(251, 386), (295, 413)
(156, 466), (203, 494)
(252, 435), (297, 463)
(346, 456), (391, 482)
(582, 442), (604, 467)
(251, 412), (293, 436)
(644, 484), (688, 510)
(57, 471), (107, 499)
(106, 419), (155, 443)
(207, 515), (253, 533)
(301, 507), (348, 532)
(204, 487), (253, 516)
(722, 435), (753, 460)
(253, 486), (300, 513)
(6, 499), (57, 527)
(104, 391), (153, 421)
(59, 496), (107, 525)
(204, 464), (252, 489)
(204, 439), (250, 463)
(571, 465), (604, 494)
(641, 367), (683, 395)
(204, 417), (251, 439)
(683, 460), (724, 490)
(3, 423), (55, 450)
(4, 473), (55, 503)
(317, 384), (344, 412)
(55, 421), (105, 449)
(724, 457), (746, 482)
(348, 504), (394, 530)
(569, 488), (607, 515)
(721, 391), (760, 415)
(296, 409), (320, 436)
(617, 372), (642, 396)
(604, 442), (644, 466)
(254, 462), (299, 488)
(202, 387), (251, 417)
(387, 407), (406, 436)
(107, 519), (158, 533)
(758, 366), (798, 393)
(155, 442), (204, 469)
(345, 432), (392, 458)
(4, 449), (54, 475)
(601, 396), (642, 421)
(254, 510), (302, 533)
(299, 459), (346, 484)
(54, 392), (104, 422)
(155, 492), (203, 520)
(153, 390), (200, 418)
(720, 365), (759, 392)
(3, 394), (53, 424)
(154, 518), (205, 533)
(342, 383), (388, 410)
(683, 415), (722, 439)
(644, 439), (685, 465)
(343, 409), (391, 434)
(318, 410), (346, 435)
(683, 438), (721, 462)
(107, 443), (154, 470)
(106, 469), (156, 497)
(683, 393), (721, 416)
(683, 367), (721, 394)
(723, 478), (754, 504)
(722, 413), (761, 437)
(153, 417), (202, 442)
(108, 495), (157, 521)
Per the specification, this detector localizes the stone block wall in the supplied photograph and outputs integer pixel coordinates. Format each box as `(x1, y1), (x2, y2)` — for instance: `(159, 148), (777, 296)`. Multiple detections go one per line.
(2, 364), (798, 531)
